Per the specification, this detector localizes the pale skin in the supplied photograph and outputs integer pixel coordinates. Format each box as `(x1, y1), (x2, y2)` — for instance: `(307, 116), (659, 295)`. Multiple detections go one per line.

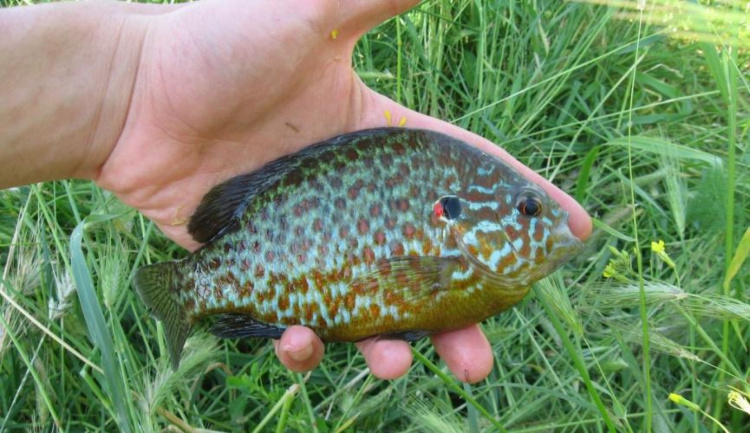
(0, 0), (592, 383)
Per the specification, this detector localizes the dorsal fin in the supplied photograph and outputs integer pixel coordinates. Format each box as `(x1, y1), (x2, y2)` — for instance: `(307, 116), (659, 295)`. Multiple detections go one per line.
(187, 128), (417, 244)
(187, 159), (295, 243)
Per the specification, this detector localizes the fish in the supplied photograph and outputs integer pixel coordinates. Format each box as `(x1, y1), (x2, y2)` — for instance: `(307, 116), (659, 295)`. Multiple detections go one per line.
(134, 127), (584, 369)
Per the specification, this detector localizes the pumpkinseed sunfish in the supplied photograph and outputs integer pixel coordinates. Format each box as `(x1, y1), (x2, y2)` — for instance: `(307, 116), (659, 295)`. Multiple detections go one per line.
(134, 128), (584, 369)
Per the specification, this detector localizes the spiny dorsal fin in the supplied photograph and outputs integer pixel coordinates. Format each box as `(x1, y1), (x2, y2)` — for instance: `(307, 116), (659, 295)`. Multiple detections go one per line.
(187, 128), (426, 244)
(187, 161), (292, 244)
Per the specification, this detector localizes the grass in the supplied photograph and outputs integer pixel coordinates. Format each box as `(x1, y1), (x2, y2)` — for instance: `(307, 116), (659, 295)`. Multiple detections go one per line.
(1, 0), (749, 431)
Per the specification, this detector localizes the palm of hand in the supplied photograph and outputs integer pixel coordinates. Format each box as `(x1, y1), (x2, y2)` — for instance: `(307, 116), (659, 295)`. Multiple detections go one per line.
(100, 0), (383, 250)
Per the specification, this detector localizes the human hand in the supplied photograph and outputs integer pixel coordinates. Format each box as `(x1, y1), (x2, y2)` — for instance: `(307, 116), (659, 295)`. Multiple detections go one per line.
(93, 0), (592, 383)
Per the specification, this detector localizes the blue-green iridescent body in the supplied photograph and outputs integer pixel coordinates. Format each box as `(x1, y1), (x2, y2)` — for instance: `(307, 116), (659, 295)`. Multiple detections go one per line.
(134, 128), (583, 368)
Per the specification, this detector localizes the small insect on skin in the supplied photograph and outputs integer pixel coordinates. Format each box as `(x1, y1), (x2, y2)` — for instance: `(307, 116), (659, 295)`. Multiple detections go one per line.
(133, 128), (584, 370)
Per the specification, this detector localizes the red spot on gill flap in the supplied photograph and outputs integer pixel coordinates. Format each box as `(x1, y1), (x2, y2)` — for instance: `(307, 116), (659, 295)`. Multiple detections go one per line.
(433, 201), (444, 218)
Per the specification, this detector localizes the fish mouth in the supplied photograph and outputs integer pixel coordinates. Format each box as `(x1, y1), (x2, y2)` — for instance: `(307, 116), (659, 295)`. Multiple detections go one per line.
(553, 212), (584, 251)
(542, 212), (585, 271)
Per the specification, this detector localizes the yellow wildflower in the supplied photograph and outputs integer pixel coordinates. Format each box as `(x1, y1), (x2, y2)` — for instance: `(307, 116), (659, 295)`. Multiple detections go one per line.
(669, 393), (730, 433)
(651, 240), (665, 254)
(669, 393), (700, 410)
(603, 264), (617, 279)
(651, 239), (676, 269)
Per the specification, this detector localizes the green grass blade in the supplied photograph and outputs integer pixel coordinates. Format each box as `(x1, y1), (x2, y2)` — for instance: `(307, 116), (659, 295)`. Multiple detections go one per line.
(592, 218), (637, 243)
(723, 225), (750, 293)
(251, 383), (299, 433)
(0, 307), (61, 429)
(70, 222), (131, 433)
(623, 9), (654, 431)
(537, 287), (617, 432)
(411, 349), (509, 433)
(575, 146), (601, 203)
(604, 137), (722, 168)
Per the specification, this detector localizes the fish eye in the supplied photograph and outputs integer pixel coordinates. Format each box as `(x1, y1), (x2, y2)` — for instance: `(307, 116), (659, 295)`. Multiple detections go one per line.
(434, 196), (462, 220)
(515, 193), (543, 217)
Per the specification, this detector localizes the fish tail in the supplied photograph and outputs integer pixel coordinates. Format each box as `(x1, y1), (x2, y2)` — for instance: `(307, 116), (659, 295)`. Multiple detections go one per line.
(134, 261), (191, 370)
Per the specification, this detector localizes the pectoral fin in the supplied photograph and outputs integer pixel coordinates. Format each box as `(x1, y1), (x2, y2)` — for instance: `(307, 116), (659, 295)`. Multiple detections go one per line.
(350, 255), (462, 302)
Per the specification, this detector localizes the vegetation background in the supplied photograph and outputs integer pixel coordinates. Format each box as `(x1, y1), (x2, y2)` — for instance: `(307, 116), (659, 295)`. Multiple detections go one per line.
(1, 0), (748, 431)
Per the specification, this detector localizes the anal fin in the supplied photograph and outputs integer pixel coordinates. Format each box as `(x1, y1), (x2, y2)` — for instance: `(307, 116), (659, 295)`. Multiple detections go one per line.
(210, 314), (286, 339)
(378, 330), (431, 342)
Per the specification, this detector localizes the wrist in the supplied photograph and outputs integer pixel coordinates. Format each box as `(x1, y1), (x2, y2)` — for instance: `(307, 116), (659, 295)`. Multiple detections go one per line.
(0, 1), (150, 187)
(69, 3), (150, 181)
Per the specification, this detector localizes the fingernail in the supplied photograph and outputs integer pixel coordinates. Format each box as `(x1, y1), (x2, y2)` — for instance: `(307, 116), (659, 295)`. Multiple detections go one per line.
(283, 342), (313, 362)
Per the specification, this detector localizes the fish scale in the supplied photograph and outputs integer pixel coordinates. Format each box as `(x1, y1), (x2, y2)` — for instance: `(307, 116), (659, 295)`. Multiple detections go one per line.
(134, 128), (583, 369)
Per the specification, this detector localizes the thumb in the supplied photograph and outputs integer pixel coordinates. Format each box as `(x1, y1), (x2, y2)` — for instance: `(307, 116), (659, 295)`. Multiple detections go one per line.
(338, 0), (420, 39)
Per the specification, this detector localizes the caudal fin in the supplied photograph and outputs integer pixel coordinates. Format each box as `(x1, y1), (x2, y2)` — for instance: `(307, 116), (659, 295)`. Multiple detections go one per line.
(134, 261), (191, 370)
